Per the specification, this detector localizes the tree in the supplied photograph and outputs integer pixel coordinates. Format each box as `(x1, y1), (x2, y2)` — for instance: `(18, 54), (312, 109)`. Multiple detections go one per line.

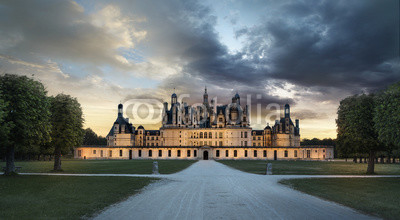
(83, 128), (107, 145)
(0, 92), (11, 161)
(374, 82), (400, 153)
(0, 74), (51, 175)
(336, 94), (383, 174)
(50, 94), (84, 171)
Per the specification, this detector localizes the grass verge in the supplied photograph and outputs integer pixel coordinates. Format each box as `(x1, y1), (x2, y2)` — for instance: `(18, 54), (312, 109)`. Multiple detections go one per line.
(279, 177), (400, 219)
(217, 160), (400, 175)
(0, 175), (157, 219)
(1, 159), (197, 174)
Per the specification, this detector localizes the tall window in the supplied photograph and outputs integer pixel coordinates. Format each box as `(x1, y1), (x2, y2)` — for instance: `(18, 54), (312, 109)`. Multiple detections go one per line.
(209, 132), (212, 138)
(244, 141), (247, 147)
(200, 132), (203, 138)
(204, 132), (207, 138)
(219, 132), (223, 138)
(194, 150), (197, 157)
(109, 150), (112, 157)
(177, 150), (181, 157)
(294, 150), (297, 157)
(168, 150), (171, 157)
(187, 150), (191, 157)
(138, 150), (142, 157)
(119, 150), (122, 157)
(284, 150), (288, 157)
(219, 141), (223, 146)
(226, 150), (229, 157)
(159, 150), (162, 157)
(234, 150), (237, 157)
(244, 150), (248, 157)
(216, 150), (220, 157)
(93, 150), (96, 154)
(263, 150), (267, 157)
(149, 150), (152, 157)
(244, 132), (248, 138)
(254, 150), (257, 157)
(241, 132), (243, 138)
(307, 150), (311, 158)
(78, 150), (82, 157)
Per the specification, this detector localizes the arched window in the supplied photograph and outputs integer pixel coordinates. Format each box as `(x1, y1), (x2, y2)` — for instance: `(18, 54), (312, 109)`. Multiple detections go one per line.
(225, 150), (229, 157)
(263, 150), (267, 157)
(284, 150), (288, 157)
(200, 132), (203, 138)
(244, 150), (248, 157)
(209, 132), (212, 138)
(204, 132), (207, 139)
(149, 150), (152, 157)
(254, 150), (257, 157)
(234, 150), (237, 157)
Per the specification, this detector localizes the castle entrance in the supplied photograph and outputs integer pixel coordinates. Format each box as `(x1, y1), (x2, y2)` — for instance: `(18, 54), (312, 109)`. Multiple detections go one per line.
(203, 151), (209, 160)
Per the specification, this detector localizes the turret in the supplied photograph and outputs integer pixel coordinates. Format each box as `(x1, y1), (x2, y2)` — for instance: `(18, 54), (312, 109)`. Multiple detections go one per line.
(284, 103), (290, 118)
(235, 92), (240, 105)
(171, 93), (177, 104)
(203, 86), (208, 104)
(118, 103), (123, 117)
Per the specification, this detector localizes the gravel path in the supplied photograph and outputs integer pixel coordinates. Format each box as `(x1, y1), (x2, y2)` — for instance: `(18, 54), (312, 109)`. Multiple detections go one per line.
(93, 160), (381, 220)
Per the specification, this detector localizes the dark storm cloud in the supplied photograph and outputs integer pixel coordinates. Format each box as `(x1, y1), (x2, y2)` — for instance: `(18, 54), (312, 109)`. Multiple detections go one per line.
(124, 0), (399, 97)
(238, 0), (399, 90)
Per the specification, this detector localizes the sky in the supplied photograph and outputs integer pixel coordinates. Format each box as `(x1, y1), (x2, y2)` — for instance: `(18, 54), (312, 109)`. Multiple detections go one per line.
(0, 0), (399, 139)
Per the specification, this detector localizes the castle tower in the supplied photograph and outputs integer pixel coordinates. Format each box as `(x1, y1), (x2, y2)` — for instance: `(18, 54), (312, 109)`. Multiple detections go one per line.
(118, 103), (123, 117)
(284, 103), (290, 118)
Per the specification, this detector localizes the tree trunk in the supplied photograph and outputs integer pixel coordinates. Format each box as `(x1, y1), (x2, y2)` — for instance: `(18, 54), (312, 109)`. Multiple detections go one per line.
(387, 155), (391, 164)
(393, 157), (396, 164)
(353, 156), (357, 163)
(53, 147), (62, 171)
(364, 157), (367, 163)
(367, 150), (375, 175)
(345, 158), (348, 162)
(359, 157), (362, 163)
(5, 146), (16, 175)
(380, 156), (384, 164)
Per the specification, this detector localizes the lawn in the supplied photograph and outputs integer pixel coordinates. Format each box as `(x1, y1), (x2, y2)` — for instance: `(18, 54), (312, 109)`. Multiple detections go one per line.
(1, 159), (197, 174)
(279, 177), (400, 220)
(0, 175), (157, 219)
(217, 160), (400, 175)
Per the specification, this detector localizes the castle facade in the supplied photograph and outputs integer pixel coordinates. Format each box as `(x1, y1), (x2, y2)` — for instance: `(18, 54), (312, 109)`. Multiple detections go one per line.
(74, 89), (333, 160)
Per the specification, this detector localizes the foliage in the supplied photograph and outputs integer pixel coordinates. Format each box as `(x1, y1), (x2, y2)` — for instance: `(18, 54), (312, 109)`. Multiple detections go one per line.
(0, 74), (51, 174)
(50, 94), (84, 170)
(374, 82), (400, 149)
(83, 128), (107, 145)
(301, 138), (335, 146)
(0, 92), (11, 157)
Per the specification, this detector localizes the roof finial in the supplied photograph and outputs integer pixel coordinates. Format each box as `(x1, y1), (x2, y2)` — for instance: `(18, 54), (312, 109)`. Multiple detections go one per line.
(205, 86), (207, 94)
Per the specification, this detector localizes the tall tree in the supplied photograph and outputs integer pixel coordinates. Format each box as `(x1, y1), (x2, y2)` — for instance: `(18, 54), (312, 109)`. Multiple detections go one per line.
(0, 74), (51, 175)
(337, 94), (382, 174)
(83, 128), (107, 145)
(50, 94), (84, 171)
(374, 82), (400, 152)
(0, 92), (11, 160)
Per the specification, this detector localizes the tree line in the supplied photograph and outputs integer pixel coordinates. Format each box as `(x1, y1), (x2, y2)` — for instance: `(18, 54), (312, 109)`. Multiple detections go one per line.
(0, 74), (106, 175)
(336, 82), (400, 174)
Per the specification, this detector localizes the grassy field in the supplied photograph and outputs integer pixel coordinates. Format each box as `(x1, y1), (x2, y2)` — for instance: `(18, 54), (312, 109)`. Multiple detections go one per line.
(217, 160), (400, 175)
(0, 175), (157, 219)
(1, 159), (197, 174)
(280, 177), (400, 219)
